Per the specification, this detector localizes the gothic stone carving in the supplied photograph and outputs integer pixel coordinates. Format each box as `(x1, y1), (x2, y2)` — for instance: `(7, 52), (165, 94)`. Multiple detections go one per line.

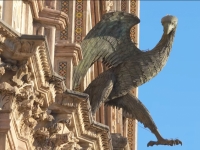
(0, 18), (112, 150)
(111, 133), (128, 150)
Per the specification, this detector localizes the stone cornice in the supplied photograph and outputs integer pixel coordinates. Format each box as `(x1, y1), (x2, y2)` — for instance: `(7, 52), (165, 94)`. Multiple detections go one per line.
(50, 89), (113, 150)
(55, 42), (83, 66)
(37, 39), (53, 78)
(37, 8), (69, 30)
(30, 50), (55, 106)
(0, 19), (53, 78)
(2, 35), (45, 62)
(0, 19), (54, 108)
(23, 0), (69, 30)
(0, 19), (20, 38)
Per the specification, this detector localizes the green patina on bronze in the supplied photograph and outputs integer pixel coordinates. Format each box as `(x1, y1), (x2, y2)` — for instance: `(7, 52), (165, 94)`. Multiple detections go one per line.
(73, 11), (181, 147)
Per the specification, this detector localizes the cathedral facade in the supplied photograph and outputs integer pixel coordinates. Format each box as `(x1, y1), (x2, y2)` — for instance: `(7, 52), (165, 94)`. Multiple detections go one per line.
(0, 0), (139, 149)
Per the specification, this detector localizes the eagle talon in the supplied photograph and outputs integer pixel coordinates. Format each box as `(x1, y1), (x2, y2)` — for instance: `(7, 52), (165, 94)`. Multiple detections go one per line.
(147, 139), (182, 147)
(147, 141), (157, 147)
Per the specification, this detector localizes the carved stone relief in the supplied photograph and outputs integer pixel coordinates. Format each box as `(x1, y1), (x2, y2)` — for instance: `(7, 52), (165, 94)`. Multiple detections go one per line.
(0, 63), (81, 150)
(0, 19), (112, 150)
(111, 133), (128, 150)
(32, 105), (82, 150)
(0, 82), (19, 111)
(0, 91), (13, 110)
(105, 0), (114, 12)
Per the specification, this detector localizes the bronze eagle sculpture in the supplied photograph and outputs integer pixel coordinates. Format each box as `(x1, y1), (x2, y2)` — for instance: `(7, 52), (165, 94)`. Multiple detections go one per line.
(73, 11), (182, 147)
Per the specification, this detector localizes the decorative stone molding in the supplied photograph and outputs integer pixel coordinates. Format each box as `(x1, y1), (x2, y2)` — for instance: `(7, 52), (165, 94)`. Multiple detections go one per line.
(0, 20), (46, 67)
(0, 5), (116, 150)
(23, 0), (69, 30)
(55, 42), (82, 66)
(11, 88), (112, 150)
(1, 36), (42, 61)
(49, 72), (66, 94)
(37, 8), (69, 30)
(36, 40), (53, 78)
(0, 19), (55, 149)
(0, 20), (19, 39)
(55, 42), (83, 89)
(47, 89), (113, 150)
(0, 82), (18, 110)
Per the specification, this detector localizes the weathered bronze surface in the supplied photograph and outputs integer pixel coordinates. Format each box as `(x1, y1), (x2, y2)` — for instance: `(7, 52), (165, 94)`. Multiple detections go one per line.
(73, 11), (181, 147)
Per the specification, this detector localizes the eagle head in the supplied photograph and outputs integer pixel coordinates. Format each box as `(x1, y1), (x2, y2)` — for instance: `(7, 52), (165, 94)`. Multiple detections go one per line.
(161, 15), (178, 35)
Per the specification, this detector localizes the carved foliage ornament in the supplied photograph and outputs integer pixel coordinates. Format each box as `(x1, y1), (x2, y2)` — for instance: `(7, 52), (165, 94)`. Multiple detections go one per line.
(0, 64), (80, 149)
(0, 60), (63, 149)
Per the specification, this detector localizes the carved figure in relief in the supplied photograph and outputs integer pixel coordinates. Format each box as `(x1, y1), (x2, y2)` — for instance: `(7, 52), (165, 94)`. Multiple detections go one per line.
(105, 0), (113, 12)
(73, 12), (182, 147)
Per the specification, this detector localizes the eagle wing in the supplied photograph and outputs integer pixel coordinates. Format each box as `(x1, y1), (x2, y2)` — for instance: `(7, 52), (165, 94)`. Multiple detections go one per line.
(73, 11), (141, 89)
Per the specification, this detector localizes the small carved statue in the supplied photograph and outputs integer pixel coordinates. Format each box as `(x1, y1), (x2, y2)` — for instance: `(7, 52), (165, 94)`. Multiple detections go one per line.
(105, 0), (113, 12)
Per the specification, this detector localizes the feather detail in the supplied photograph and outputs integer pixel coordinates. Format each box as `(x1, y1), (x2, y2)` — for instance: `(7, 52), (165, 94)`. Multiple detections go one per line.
(73, 11), (141, 89)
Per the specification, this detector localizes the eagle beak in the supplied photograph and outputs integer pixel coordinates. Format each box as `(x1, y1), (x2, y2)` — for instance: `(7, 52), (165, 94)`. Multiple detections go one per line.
(163, 23), (174, 35)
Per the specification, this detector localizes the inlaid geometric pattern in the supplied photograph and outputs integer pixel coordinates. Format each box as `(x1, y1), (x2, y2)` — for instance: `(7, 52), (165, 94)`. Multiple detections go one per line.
(128, 118), (135, 148)
(60, 0), (69, 40)
(121, 0), (127, 12)
(128, 1), (138, 149)
(59, 62), (67, 80)
(75, 0), (83, 43)
(130, 0), (137, 42)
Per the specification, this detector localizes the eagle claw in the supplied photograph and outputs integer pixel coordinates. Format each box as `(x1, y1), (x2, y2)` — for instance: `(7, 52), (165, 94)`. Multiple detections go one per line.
(147, 139), (182, 147)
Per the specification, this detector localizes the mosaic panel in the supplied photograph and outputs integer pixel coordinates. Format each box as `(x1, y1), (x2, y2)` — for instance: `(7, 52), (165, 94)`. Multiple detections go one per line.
(121, 0), (127, 12)
(59, 62), (67, 80)
(130, 0), (137, 42)
(60, 0), (69, 40)
(75, 0), (83, 43)
(128, 118), (135, 149)
(128, 1), (138, 149)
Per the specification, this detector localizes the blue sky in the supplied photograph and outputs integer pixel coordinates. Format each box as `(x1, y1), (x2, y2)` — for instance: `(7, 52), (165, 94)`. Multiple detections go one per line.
(138, 1), (200, 150)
